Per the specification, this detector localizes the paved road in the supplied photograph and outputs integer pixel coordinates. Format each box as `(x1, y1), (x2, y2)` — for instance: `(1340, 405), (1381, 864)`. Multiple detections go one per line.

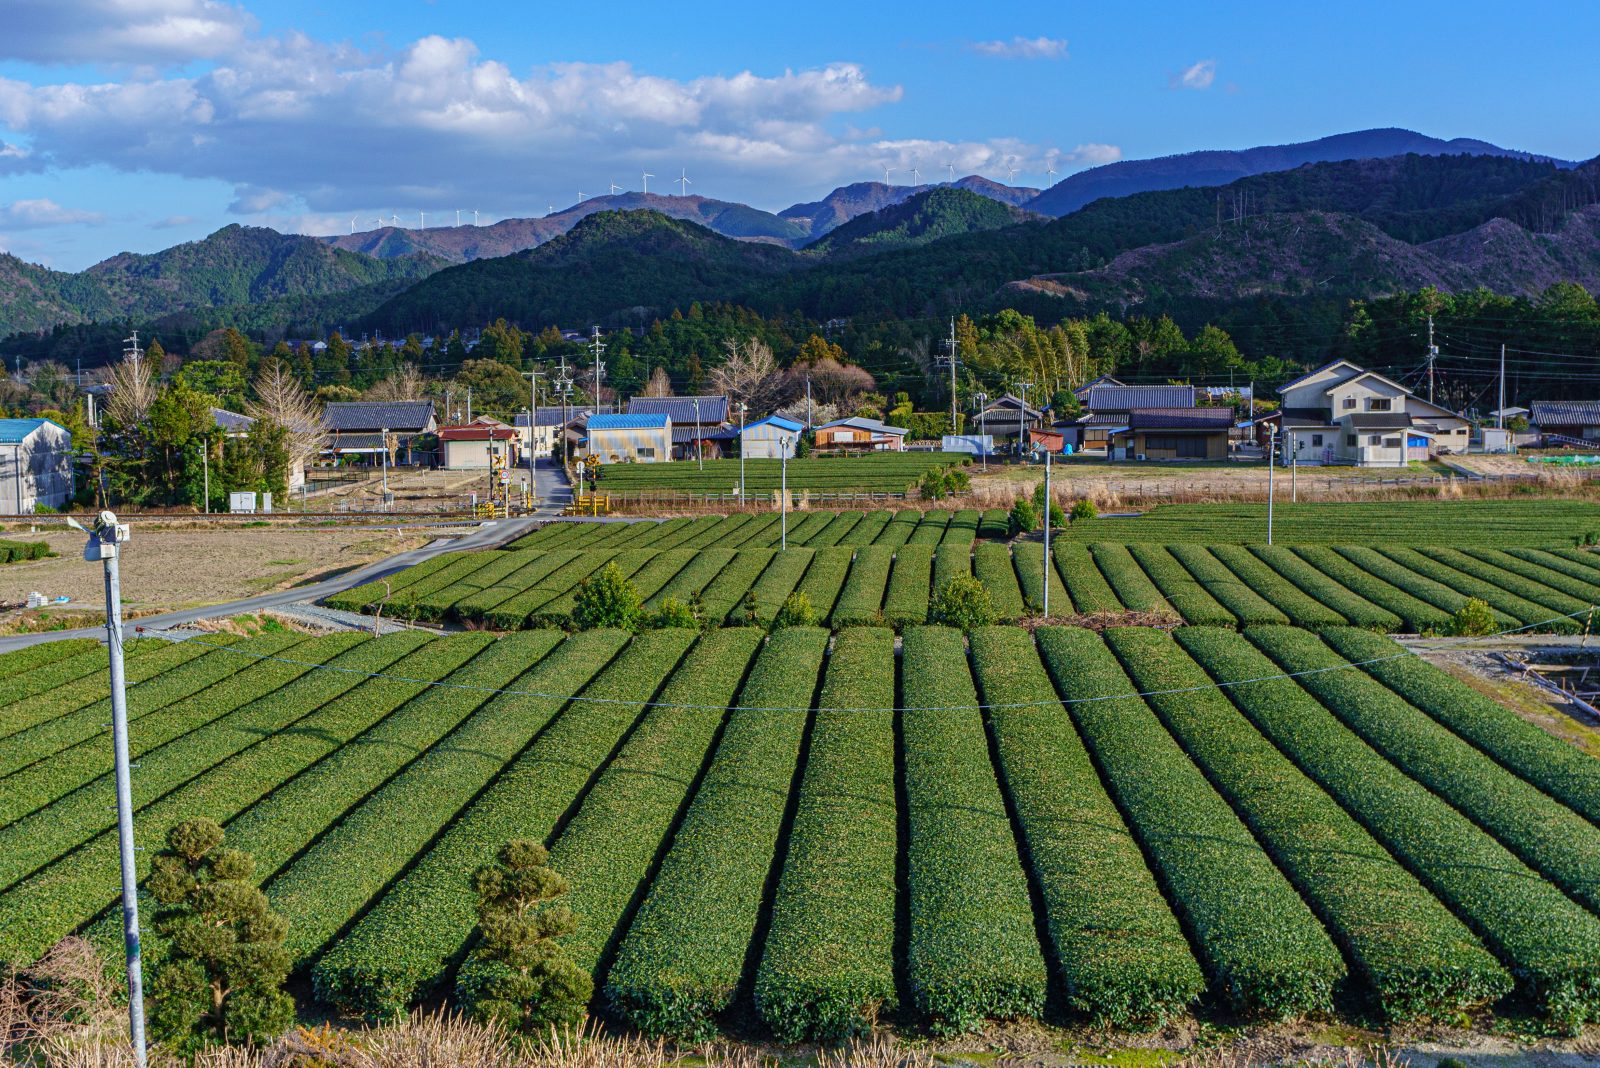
(0, 514), (542, 651)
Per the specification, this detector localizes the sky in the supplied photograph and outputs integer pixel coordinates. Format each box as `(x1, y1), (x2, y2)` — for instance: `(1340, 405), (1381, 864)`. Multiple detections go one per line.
(2, 0), (1598, 271)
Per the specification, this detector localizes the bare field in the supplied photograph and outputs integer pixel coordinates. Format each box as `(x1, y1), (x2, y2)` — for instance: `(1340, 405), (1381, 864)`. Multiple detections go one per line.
(0, 527), (433, 615)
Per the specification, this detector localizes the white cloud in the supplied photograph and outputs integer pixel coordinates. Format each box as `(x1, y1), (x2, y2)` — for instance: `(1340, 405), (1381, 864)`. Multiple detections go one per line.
(151, 214), (197, 228)
(970, 36), (1069, 60)
(1, 0), (256, 65)
(1170, 59), (1217, 90)
(1061, 143), (1121, 166)
(0, 198), (104, 228)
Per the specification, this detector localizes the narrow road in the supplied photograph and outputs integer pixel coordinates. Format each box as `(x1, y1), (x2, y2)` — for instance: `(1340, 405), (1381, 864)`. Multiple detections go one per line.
(0, 515), (542, 651)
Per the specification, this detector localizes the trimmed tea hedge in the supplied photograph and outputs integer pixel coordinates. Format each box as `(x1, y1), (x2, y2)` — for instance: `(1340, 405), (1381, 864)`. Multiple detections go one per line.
(1249, 546), (1401, 631)
(1127, 545), (1235, 627)
(1413, 547), (1589, 626)
(0, 540), (51, 564)
(606, 628), (829, 1040)
(883, 546), (935, 629)
(451, 551), (581, 621)
(1166, 545), (1288, 626)
(741, 547), (814, 625)
(973, 542), (1025, 622)
(1375, 548), (1573, 631)
(932, 543), (971, 596)
(831, 546), (892, 627)
(908, 511), (949, 545)
(839, 511), (891, 546)
(643, 549), (737, 611)
(1206, 545), (1343, 628)
(1014, 542), (1069, 617)
(968, 627), (1203, 1025)
(1291, 547), (1447, 633)
(978, 509), (1009, 540)
(792, 545), (855, 621)
(1089, 544), (1171, 615)
(900, 627), (1046, 1033)
(1106, 627), (1509, 1021)
(1052, 544), (1122, 615)
(1333, 547), (1510, 627)
(756, 628), (898, 1041)
(1035, 627), (1344, 1018)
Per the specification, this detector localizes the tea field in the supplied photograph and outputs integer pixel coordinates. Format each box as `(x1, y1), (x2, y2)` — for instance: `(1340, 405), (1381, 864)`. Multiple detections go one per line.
(4, 624), (1600, 1037)
(589, 452), (967, 497)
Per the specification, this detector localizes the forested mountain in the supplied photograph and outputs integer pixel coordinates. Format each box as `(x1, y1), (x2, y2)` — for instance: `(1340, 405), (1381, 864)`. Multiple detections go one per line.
(1024, 127), (1573, 216)
(806, 188), (1040, 257)
(778, 175), (1040, 240)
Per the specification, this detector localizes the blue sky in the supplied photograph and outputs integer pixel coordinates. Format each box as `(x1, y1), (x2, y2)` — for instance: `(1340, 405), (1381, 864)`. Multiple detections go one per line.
(1, 0), (1597, 270)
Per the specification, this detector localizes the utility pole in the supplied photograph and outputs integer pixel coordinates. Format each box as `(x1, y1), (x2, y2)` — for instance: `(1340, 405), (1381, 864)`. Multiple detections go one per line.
(1267, 424), (1277, 546)
(737, 402), (748, 502)
(1042, 447), (1052, 618)
(780, 435), (789, 550)
(466, 387), (472, 423)
(522, 369), (541, 503)
(590, 327), (607, 411)
(805, 376), (813, 429)
(1427, 314), (1438, 405)
(974, 391), (989, 472)
(380, 427), (389, 495)
(1498, 343), (1507, 430)
(938, 317), (960, 435)
(693, 398), (703, 471)
(201, 437), (209, 514)
(1017, 382), (1033, 457)
(75, 512), (145, 1068)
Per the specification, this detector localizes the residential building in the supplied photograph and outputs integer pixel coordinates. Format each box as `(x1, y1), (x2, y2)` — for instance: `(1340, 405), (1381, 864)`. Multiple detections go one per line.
(323, 400), (436, 464)
(514, 406), (597, 458)
(1078, 384), (1195, 450)
(1108, 408), (1233, 460)
(627, 395), (732, 459)
(1071, 374), (1125, 402)
(583, 413), (672, 463)
(975, 395), (1044, 449)
(814, 416), (908, 452)
(212, 408), (305, 488)
(1530, 401), (1600, 447)
(0, 418), (73, 513)
(741, 415), (805, 459)
(439, 418), (520, 470)
(1277, 360), (1471, 466)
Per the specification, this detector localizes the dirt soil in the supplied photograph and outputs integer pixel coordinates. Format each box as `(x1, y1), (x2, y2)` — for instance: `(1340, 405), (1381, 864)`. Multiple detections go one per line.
(0, 526), (433, 618)
(302, 467), (520, 513)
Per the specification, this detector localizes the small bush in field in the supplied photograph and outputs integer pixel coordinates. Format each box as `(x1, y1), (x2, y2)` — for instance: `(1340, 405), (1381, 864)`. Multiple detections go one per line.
(930, 576), (997, 631)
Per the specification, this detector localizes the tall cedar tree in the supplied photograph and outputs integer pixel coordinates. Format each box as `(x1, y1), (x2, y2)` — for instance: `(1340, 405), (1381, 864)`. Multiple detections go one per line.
(146, 819), (293, 1050)
(455, 840), (591, 1032)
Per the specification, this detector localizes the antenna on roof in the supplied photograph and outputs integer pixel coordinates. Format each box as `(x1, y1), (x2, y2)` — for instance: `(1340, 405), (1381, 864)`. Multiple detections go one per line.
(675, 168), (691, 196)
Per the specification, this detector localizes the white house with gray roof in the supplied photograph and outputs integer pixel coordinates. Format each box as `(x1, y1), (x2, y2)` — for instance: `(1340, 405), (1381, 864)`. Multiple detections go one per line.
(1277, 359), (1470, 466)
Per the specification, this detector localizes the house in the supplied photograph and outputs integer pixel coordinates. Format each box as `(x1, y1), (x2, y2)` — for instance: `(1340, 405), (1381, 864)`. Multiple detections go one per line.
(1276, 360), (1471, 466)
(815, 416), (908, 453)
(974, 395), (1044, 450)
(211, 408), (255, 437)
(583, 413), (672, 463)
(741, 414), (805, 459)
(1108, 407), (1233, 460)
(439, 418), (520, 470)
(1078, 385), (1195, 451)
(323, 400), (436, 464)
(514, 406), (597, 458)
(0, 418), (73, 513)
(1530, 402), (1600, 447)
(1072, 374), (1124, 402)
(627, 395), (732, 460)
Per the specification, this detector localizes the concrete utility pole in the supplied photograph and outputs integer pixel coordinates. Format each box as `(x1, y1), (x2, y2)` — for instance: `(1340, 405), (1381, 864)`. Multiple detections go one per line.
(201, 439), (209, 514)
(693, 398), (703, 471)
(74, 512), (145, 1068)
(780, 435), (790, 550)
(1427, 314), (1438, 404)
(943, 317), (960, 434)
(1042, 447), (1052, 618)
(590, 327), (607, 411)
(737, 402), (748, 502)
(1267, 424), (1277, 546)
(974, 391), (989, 472)
(380, 427), (389, 495)
(1017, 382), (1033, 457)
(1498, 343), (1507, 430)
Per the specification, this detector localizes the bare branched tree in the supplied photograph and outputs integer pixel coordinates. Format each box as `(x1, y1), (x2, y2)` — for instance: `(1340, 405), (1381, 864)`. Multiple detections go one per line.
(362, 365), (427, 403)
(102, 357), (157, 429)
(711, 338), (788, 416)
(248, 362), (328, 476)
(641, 366), (674, 397)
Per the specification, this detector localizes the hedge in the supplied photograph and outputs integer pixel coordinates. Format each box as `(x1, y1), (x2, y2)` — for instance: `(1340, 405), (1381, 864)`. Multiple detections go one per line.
(1249, 546), (1401, 631)
(451, 551), (581, 622)
(606, 627), (829, 1039)
(1165, 545), (1288, 626)
(1176, 626), (1600, 1032)
(883, 546), (935, 629)
(932, 544), (972, 597)
(839, 510), (891, 546)
(406, 551), (545, 622)
(900, 627), (1047, 1033)
(718, 514), (780, 550)
(0, 637), (99, 685)
(0, 632), (432, 963)
(967, 627), (1203, 1025)
(978, 509), (1009, 540)
(1205, 545), (1344, 628)
(830, 546), (893, 628)
(973, 542), (1025, 622)
(875, 509), (922, 548)
(530, 550), (660, 628)
(654, 516), (726, 550)
(742, 548), (815, 625)
(1126, 546), (1236, 627)
(1476, 549), (1600, 605)
(1521, 547), (1600, 584)
(792, 546), (856, 622)
(1012, 541), (1069, 617)
(755, 628), (898, 1040)
(696, 549), (776, 623)
(941, 509), (981, 546)
(480, 549), (627, 629)
(785, 511), (839, 546)
(308, 629), (639, 1019)
(1249, 626), (1600, 915)
(1107, 627), (1509, 1020)
(1321, 627), (1600, 827)
(0, 644), (132, 741)
(1290, 547), (1447, 633)
(1036, 626), (1343, 1018)
(1414, 547), (1590, 625)
(806, 511), (862, 547)
(1088, 544), (1172, 616)
(1378, 547), (1575, 631)
(623, 548), (700, 604)
(643, 549), (737, 611)
(1333, 546), (1512, 628)
(907, 511), (950, 545)
(369, 552), (506, 620)
(0, 540), (50, 564)
(1052, 544), (1122, 615)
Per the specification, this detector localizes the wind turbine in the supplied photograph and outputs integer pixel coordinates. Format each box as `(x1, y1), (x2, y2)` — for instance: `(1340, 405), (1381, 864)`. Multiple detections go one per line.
(609, 181), (622, 195)
(944, 161), (956, 182)
(910, 157), (922, 184)
(350, 217), (357, 234)
(473, 210), (480, 225)
(419, 211), (427, 229)
(374, 216), (384, 229)
(675, 168), (691, 196)
(578, 190), (587, 203)
(641, 170), (654, 194)
(455, 209), (461, 226)
(390, 213), (400, 226)
(881, 164), (895, 184)
(1046, 158), (1059, 180)
(1005, 157), (1018, 183)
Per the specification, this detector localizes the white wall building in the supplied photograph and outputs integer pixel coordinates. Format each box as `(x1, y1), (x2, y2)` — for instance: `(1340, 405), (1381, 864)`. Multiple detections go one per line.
(0, 418), (74, 513)
(1277, 360), (1471, 467)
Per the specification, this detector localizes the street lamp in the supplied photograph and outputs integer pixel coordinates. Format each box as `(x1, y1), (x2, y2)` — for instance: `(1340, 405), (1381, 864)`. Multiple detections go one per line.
(1267, 423), (1277, 546)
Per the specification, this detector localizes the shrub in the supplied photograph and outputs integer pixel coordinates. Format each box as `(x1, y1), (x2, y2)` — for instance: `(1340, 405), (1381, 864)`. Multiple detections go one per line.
(647, 596), (700, 630)
(774, 591), (818, 628)
(146, 819), (293, 1051)
(918, 468), (947, 501)
(1008, 497), (1037, 535)
(1070, 499), (1097, 522)
(572, 562), (643, 631)
(455, 840), (591, 1033)
(1031, 483), (1066, 529)
(1447, 597), (1497, 637)
(930, 576), (996, 631)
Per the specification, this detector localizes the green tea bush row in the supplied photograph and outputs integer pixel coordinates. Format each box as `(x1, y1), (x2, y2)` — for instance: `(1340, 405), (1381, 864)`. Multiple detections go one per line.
(1478, 550), (1600, 604)
(481, 550), (626, 629)
(0, 637), (98, 685)
(1175, 627), (1600, 1032)
(0, 540), (51, 564)
(406, 552), (545, 621)
(883, 546), (935, 628)
(1249, 546), (1401, 630)
(973, 542), (1025, 622)
(967, 627), (1203, 1025)
(606, 628), (829, 1040)
(874, 509), (921, 548)
(755, 628), (898, 1041)
(900, 627), (1047, 1033)
(0, 644), (127, 737)
(1205, 546), (1343, 627)
(620, 548), (699, 604)
(741, 548), (814, 625)
(907, 511), (949, 545)
(932, 544), (971, 595)
(942, 509), (981, 545)
(1013, 542), (1069, 616)
(1414, 548), (1589, 627)
(642, 549), (736, 611)
(839, 511), (891, 546)
(1249, 626), (1600, 913)
(1165, 546), (1288, 626)
(0, 632), (430, 963)
(1089, 544), (1171, 615)
(978, 508), (1009, 540)
(1036, 627), (1343, 1017)
(1127, 545), (1235, 626)
(1051, 544), (1122, 615)
(696, 550), (775, 623)
(1108, 627), (1510, 1020)
(807, 511), (862, 547)
(1291, 547), (1447, 632)
(831, 546), (893, 627)
(350, 552), (497, 618)
(1331, 547), (1494, 625)
(1379, 547), (1571, 631)
(530, 551), (659, 628)
(309, 629), (637, 1020)
(720, 515), (781, 550)
(451, 551), (581, 621)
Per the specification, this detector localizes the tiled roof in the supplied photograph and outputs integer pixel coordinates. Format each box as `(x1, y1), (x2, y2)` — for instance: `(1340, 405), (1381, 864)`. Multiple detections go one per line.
(626, 395), (729, 424)
(980, 394), (1043, 419)
(212, 408), (255, 432)
(323, 400), (435, 431)
(817, 416), (909, 435)
(515, 406), (598, 428)
(1531, 401), (1600, 425)
(1085, 384), (1195, 412)
(1127, 407), (1234, 430)
(589, 413), (670, 430)
(1072, 374), (1124, 399)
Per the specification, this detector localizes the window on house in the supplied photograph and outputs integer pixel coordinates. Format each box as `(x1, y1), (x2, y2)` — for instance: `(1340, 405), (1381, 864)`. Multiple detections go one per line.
(1346, 434), (1357, 448)
(1384, 437), (1402, 448)
(1342, 397), (1357, 410)
(637, 447), (655, 459)
(1369, 435), (1384, 446)
(1368, 398), (1392, 411)
(1311, 434), (1324, 447)
(1145, 435), (1207, 457)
